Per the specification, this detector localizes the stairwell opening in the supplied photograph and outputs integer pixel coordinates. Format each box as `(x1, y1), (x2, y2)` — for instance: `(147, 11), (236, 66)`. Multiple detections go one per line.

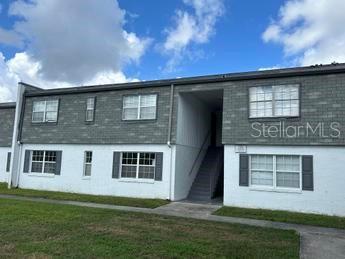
(175, 89), (224, 203)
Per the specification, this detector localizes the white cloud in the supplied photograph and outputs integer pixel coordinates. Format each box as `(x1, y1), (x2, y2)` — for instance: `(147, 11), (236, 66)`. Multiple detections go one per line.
(162, 0), (224, 72)
(0, 52), (18, 102)
(258, 66), (280, 71)
(5, 0), (150, 83)
(85, 70), (139, 86)
(0, 87), (12, 103)
(0, 0), (149, 102)
(263, 0), (345, 66)
(0, 51), (139, 102)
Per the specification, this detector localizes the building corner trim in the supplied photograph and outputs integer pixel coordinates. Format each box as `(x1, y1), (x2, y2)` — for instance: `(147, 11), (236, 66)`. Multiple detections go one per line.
(8, 83), (25, 188)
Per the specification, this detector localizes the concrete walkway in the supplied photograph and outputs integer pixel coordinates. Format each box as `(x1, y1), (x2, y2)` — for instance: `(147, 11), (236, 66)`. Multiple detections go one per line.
(1, 194), (344, 259)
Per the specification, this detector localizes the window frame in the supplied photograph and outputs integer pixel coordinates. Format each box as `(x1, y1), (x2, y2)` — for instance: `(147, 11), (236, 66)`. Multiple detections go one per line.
(83, 151), (93, 177)
(85, 97), (96, 123)
(29, 150), (57, 175)
(248, 85), (300, 119)
(32, 100), (59, 123)
(122, 94), (158, 121)
(120, 152), (156, 180)
(249, 154), (302, 191)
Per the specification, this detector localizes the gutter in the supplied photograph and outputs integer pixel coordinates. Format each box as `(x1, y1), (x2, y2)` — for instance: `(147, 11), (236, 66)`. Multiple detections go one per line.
(167, 84), (174, 201)
(0, 102), (16, 109)
(167, 84), (174, 147)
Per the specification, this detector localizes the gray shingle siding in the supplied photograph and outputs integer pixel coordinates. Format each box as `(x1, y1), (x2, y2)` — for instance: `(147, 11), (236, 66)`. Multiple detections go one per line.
(19, 71), (345, 146)
(0, 107), (15, 147)
(223, 73), (345, 145)
(21, 87), (171, 144)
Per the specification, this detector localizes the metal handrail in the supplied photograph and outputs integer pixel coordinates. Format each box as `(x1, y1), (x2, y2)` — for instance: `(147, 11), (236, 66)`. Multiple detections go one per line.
(188, 130), (211, 175)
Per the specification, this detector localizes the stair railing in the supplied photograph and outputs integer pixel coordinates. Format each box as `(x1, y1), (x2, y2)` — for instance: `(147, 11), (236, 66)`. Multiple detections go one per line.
(209, 149), (223, 198)
(188, 130), (211, 176)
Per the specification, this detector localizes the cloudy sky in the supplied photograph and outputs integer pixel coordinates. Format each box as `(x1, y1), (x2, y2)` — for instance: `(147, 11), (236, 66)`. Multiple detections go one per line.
(0, 0), (344, 102)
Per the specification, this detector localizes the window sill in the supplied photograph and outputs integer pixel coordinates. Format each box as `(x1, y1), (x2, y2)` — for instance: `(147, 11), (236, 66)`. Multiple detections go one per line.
(248, 116), (300, 122)
(249, 186), (302, 194)
(82, 176), (91, 180)
(121, 119), (157, 123)
(31, 122), (58, 126)
(119, 178), (155, 184)
(27, 173), (55, 178)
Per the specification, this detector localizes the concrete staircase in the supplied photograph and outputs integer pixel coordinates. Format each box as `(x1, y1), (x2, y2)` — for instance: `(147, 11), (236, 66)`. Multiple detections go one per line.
(187, 147), (223, 201)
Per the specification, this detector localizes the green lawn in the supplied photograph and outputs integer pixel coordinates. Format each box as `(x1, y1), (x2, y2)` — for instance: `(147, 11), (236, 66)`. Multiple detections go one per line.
(214, 206), (345, 229)
(0, 183), (168, 209)
(0, 199), (299, 258)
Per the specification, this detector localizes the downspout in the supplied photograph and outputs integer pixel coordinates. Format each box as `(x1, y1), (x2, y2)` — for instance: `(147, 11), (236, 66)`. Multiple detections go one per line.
(17, 95), (26, 145)
(8, 83), (25, 189)
(14, 95), (26, 188)
(14, 144), (23, 189)
(167, 84), (174, 200)
(167, 83), (174, 147)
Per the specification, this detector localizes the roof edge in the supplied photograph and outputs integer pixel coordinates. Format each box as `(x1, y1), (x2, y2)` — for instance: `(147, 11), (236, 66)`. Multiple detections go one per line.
(0, 102), (16, 109)
(20, 82), (44, 92)
(24, 63), (345, 97)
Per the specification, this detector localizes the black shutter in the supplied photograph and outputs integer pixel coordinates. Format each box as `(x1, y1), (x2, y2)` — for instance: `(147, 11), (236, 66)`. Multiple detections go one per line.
(23, 150), (31, 173)
(302, 156), (313, 191)
(55, 151), (62, 175)
(6, 152), (11, 172)
(155, 152), (163, 181)
(239, 154), (249, 186)
(112, 152), (121, 178)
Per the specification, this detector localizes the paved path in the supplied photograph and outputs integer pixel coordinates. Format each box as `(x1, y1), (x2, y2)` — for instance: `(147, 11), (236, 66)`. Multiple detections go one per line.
(1, 194), (344, 259)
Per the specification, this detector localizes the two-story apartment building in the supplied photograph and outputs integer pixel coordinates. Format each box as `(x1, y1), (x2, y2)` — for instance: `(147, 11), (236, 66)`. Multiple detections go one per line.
(1, 64), (345, 216)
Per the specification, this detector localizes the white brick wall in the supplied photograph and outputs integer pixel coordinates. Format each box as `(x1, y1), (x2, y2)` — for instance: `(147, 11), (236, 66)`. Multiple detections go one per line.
(0, 147), (11, 182)
(18, 144), (173, 200)
(224, 145), (345, 216)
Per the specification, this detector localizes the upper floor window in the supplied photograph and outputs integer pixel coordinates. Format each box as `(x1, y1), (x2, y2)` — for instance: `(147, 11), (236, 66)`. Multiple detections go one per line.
(249, 85), (299, 118)
(32, 100), (59, 123)
(86, 97), (96, 122)
(122, 94), (157, 120)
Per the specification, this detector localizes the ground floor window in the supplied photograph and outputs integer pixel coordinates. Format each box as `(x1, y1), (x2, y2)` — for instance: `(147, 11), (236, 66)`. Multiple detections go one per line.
(84, 151), (92, 177)
(30, 150), (57, 174)
(250, 155), (301, 189)
(121, 152), (156, 179)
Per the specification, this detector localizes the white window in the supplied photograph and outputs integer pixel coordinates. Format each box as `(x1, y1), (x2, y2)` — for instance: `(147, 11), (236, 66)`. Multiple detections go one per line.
(84, 151), (92, 177)
(122, 94), (157, 120)
(32, 100), (59, 123)
(276, 155), (301, 188)
(86, 97), (95, 122)
(120, 152), (156, 179)
(30, 150), (57, 174)
(249, 85), (299, 118)
(250, 155), (301, 189)
(250, 155), (274, 186)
